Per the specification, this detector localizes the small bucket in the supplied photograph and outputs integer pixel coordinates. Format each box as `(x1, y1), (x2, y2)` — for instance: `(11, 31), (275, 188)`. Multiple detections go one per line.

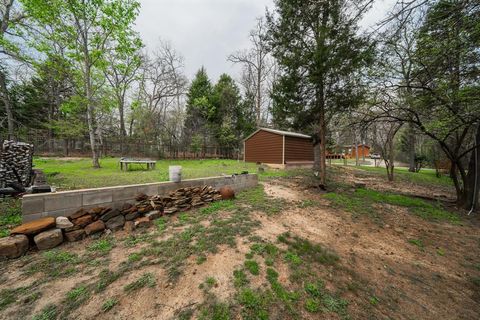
(169, 166), (182, 183)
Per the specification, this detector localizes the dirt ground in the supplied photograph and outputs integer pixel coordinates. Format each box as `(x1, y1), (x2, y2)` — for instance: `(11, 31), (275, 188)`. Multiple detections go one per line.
(1, 167), (479, 320)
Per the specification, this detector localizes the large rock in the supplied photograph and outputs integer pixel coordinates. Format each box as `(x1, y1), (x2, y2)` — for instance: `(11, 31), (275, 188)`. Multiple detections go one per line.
(145, 210), (161, 221)
(105, 215), (125, 231)
(65, 229), (85, 242)
(72, 215), (93, 228)
(124, 211), (140, 221)
(219, 186), (235, 200)
(134, 217), (152, 229)
(56, 216), (74, 229)
(124, 221), (135, 233)
(70, 208), (89, 220)
(85, 220), (105, 235)
(34, 229), (63, 250)
(100, 209), (121, 222)
(11, 217), (55, 236)
(0, 235), (29, 259)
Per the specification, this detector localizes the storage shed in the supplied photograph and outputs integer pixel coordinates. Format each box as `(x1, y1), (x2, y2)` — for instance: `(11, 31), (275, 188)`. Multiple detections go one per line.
(243, 128), (314, 166)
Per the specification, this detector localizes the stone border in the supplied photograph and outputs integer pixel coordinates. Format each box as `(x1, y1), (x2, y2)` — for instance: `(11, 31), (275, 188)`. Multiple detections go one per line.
(22, 174), (258, 222)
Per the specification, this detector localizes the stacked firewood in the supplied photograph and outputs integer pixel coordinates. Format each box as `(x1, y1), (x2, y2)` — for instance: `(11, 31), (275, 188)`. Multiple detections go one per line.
(134, 186), (223, 215)
(0, 140), (34, 188)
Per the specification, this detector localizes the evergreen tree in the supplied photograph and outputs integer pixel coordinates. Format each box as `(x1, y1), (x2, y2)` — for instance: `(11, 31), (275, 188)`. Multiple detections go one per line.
(267, 0), (373, 187)
(184, 67), (213, 157)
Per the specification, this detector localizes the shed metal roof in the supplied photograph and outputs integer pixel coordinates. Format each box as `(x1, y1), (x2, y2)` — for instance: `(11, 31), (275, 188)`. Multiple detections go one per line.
(244, 128), (311, 141)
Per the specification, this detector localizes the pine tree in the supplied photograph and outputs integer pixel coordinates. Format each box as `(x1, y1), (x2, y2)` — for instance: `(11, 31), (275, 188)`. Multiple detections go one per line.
(267, 0), (373, 187)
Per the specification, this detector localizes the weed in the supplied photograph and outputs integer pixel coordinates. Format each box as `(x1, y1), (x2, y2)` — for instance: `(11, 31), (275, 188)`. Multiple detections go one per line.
(32, 304), (57, 320)
(369, 295), (380, 306)
(124, 234), (153, 247)
(101, 298), (118, 312)
(305, 281), (324, 298)
(304, 298), (321, 313)
(64, 285), (90, 312)
(124, 272), (156, 293)
(205, 277), (217, 288)
(26, 250), (79, 278)
(265, 257), (274, 266)
(155, 217), (167, 232)
(284, 251), (302, 266)
(88, 238), (114, 253)
(177, 308), (194, 320)
(196, 254), (207, 265)
(437, 248), (445, 256)
(408, 239), (424, 249)
(237, 288), (270, 320)
(233, 269), (249, 288)
(128, 253), (142, 263)
(198, 301), (231, 320)
(244, 260), (260, 275)
(323, 293), (348, 314)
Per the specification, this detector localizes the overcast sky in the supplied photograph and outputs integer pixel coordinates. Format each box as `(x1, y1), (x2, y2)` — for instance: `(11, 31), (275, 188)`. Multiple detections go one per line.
(135, 0), (396, 81)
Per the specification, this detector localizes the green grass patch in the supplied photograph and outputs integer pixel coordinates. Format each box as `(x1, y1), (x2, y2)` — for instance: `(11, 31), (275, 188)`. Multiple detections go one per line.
(87, 238), (115, 253)
(25, 250), (79, 278)
(236, 185), (287, 215)
(233, 269), (249, 288)
(278, 233), (339, 266)
(101, 298), (118, 312)
(324, 188), (459, 223)
(200, 200), (235, 215)
(0, 199), (22, 238)
(64, 285), (90, 312)
(244, 260), (260, 275)
(237, 288), (271, 320)
(408, 239), (425, 250)
(32, 304), (58, 320)
(124, 272), (156, 293)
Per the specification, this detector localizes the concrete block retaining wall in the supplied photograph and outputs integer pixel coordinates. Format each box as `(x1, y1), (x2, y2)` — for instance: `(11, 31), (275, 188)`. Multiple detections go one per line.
(22, 174), (258, 222)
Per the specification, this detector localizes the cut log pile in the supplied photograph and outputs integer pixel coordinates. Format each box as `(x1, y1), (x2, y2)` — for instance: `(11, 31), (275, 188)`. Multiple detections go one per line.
(0, 140), (34, 188)
(0, 185), (234, 259)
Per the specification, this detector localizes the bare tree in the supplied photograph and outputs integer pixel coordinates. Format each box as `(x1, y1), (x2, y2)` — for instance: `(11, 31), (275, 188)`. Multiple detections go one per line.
(0, 0), (26, 140)
(228, 18), (274, 127)
(373, 121), (402, 181)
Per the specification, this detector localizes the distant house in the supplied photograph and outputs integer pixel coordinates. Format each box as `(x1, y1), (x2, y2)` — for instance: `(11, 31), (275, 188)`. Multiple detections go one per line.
(243, 128), (313, 166)
(346, 144), (370, 159)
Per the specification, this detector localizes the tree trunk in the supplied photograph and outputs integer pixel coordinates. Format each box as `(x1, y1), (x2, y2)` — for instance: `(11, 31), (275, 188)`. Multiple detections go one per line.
(462, 125), (480, 211)
(407, 123), (416, 172)
(319, 111), (327, 188)
(84, 61), (100, 168)
(0, 70), (14, 140)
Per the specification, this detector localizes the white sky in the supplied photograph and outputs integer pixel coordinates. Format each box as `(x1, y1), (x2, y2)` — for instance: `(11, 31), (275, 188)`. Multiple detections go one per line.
(135, 0), (397, 81)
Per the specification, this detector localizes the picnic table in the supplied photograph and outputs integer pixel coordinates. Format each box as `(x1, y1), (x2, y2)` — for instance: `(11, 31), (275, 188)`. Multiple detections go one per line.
(119, 158), (156, 171)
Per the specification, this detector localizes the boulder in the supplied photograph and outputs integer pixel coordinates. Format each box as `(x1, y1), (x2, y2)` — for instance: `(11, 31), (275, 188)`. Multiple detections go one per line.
(64, 224), (81, 233)
(125, 211), (140, 221)
(85, 220), (105, 235)
(70, 208), (89, 220)
(219, 186), (235, 200)
(72, 215), (93, 228)
(65, 229), (86, 242)
(56, 216), (74, 229)
(145, 210), (161, 221)
(0, 235), (29, 259)
(34, 229), (63, 250)
(124, 221), (135, 233)
(11, 217), (55, 236)
(105, 215), (125, 231)
(100, 209), (121, 222)
(134, 217), (152, 229)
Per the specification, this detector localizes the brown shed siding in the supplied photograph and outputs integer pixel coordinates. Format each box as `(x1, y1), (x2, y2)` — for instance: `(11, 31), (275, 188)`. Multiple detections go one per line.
(284, 136), (314, 162)
(245, 130), (283, 164)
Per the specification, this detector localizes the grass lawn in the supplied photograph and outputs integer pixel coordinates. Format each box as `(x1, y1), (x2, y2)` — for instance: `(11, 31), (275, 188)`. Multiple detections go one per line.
(33, 157), (293, 190)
